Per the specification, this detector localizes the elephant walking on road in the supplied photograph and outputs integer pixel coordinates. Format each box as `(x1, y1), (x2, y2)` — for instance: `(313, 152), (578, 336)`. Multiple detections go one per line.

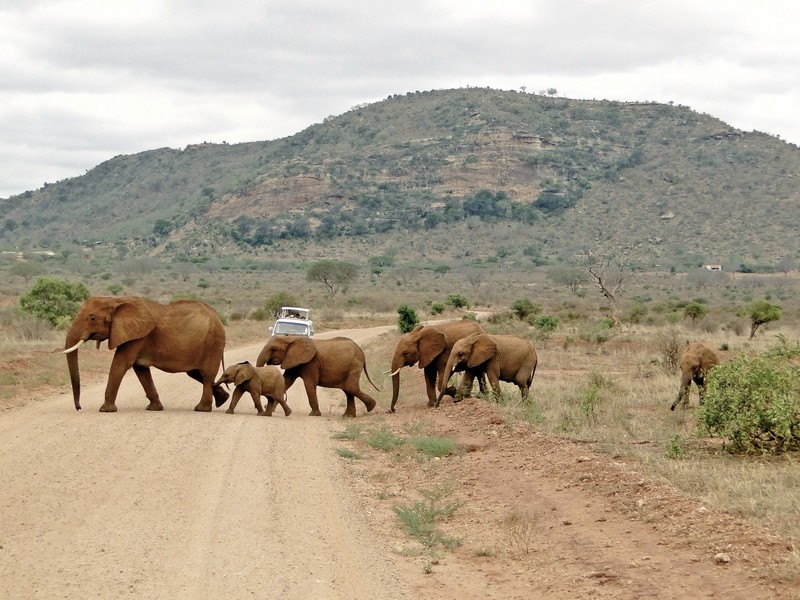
(257, 335), (379, 418)
(63, 296), (228, 412)
(670, 341), (720, 411)
(437, 333), (537, 405)
(389, 320), (486, 412)
(214, 361), (291, 416)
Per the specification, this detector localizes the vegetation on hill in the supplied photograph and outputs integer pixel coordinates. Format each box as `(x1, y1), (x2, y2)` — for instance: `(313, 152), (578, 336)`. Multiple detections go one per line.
(2, 87), (798, 275)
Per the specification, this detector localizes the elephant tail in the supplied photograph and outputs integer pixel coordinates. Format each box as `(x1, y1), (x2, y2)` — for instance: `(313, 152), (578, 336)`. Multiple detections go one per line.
(363, 364), (381, 392)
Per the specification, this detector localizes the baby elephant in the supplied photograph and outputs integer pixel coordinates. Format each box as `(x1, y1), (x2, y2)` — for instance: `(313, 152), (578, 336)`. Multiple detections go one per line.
(214, 361), (291, 416)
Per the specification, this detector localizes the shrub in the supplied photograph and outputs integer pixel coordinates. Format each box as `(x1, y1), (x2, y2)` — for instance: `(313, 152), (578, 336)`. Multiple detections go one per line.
(683, 301), (708, 325)
(698, 341), (800, 453)
(511, 299), (541, 320)
(739, 300), (781, 339)
(533, 315), (559, 333)
(19, 277), (90, 329)
(430, 302), (445, 315)
(397, 304), (419, 333)
(445, 294), (469, 309)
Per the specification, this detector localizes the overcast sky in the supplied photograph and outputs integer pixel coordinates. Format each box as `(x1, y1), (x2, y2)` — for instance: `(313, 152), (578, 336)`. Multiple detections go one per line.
(1, 0), (798, 198)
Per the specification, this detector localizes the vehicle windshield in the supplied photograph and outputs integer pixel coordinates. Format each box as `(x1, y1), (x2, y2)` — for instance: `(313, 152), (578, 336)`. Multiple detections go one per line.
(278, 307), (310, 320)
(273, 322), (311, 335)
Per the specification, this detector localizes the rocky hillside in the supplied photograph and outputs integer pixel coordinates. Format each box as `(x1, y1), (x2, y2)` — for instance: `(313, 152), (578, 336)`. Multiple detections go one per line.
(2, 88), (799, 271)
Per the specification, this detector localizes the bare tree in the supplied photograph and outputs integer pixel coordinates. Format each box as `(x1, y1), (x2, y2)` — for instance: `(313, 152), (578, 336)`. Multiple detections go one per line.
(580, 249), (636, 327)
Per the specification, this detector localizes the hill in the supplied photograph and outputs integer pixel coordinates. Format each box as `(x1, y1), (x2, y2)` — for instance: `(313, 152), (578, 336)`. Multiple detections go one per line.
(2, 87), (799, 272)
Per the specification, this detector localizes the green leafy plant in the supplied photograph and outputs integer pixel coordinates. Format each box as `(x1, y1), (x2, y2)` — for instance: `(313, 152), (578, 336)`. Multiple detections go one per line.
(445, 294), (469, 309)
(739, 299), (782, 339)
(698, 342), (800, 453)
(511, 298), (541, 320)
(397, 304), (419, 333)
(411, 436), (457, 458)
(19, 277), (90, 329)
(367, 427), (406, 451)
(392, 484), (463, 552)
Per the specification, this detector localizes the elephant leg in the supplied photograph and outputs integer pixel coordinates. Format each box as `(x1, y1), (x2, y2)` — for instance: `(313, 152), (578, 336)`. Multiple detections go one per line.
(100, 352), (136, 412)
(265, 394), (291, 417)
(131, 364), (163, 411)
(186, 369), (214, 412)
(424, 365), (439, 407)
(226, 388), (245, 414)
(452, 372), (475, 403)
(694, 376), (706, 405)
(301, 378), (322, 416)
(351, 388), (376, 414)
(343, 392), (357, 418)
(250, 390), (266, 415)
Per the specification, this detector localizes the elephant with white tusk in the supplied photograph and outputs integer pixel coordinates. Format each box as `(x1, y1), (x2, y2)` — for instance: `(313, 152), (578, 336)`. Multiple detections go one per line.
(63, 296), (228, 412)
(436, 333), (537, 406)
(214, 361), (291, 416)
(388, 320), (486, 412)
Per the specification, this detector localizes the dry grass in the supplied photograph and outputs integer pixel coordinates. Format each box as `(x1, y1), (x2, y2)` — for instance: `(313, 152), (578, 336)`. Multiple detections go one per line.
(363, 318), (800, 544)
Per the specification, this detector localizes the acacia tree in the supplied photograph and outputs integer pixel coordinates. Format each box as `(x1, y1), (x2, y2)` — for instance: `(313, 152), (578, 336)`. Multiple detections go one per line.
(306, 260), (358, 298)
(740, 300), (781, 339)
(580, 249), (636, 327)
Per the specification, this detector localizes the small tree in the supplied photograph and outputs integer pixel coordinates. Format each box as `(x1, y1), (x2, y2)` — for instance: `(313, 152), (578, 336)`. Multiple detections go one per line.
(683, 301), (708, 325)
(445, 294), (469, 309)
(547, 266), (589, 294)
(580, 249), (636, 328)
(740, 300), (782, 339)
(397, 305), (419, 333)
(10, 261), (46, 283)
(19, 277), (90, 328)
(511, 299), (541, 320)
(306, 260), (358, 298)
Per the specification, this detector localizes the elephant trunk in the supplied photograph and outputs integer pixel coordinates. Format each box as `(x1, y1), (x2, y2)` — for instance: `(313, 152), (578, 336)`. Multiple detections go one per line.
(390, 353), (409, 412)
(64, 327), (85, 411)
(436, 357), (458, 406)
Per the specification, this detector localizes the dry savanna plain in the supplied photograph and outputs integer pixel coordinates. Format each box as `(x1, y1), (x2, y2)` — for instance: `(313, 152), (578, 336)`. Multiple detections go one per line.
(1, 266), (799, 599)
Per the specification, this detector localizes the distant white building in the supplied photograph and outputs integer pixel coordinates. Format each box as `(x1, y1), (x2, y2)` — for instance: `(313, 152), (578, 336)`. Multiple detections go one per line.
(703, 264), (723, 271)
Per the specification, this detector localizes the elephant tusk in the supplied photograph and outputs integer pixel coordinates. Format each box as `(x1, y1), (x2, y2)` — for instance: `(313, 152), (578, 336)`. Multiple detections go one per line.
(387, 367), (403, 377)
(62, 339), (87, 354)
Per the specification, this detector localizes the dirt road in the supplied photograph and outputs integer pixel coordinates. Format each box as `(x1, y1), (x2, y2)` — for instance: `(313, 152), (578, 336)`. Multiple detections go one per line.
(0, 326), (405, 600)
(2, 324), (797, 599)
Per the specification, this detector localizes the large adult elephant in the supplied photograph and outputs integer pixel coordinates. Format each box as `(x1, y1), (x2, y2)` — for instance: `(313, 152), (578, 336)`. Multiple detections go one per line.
(63, 296), (228, 412)
(389, 320), (486, 412)
(437, 333), (537, 405)
(670, 341), (720, 410)
(256, 335), (378, 418)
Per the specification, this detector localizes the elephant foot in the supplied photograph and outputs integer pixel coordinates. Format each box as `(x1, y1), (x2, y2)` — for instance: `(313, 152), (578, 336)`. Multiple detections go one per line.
(226, 408), (236, 414)
(342, 410), (357, 418)
(283, 407), (292, 417)
(427, 399), (436, 408)
(309, 409), (322, 416)
(145, 400), (164, 411)
(363, 398), (377, 413)
(99, 403), (118, 412)
(193, 403), (212, 412)
(213, 388), (230, 408)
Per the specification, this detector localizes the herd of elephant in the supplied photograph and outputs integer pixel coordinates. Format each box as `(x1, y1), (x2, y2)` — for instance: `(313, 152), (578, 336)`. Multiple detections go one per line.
(61, 295), (713, 416)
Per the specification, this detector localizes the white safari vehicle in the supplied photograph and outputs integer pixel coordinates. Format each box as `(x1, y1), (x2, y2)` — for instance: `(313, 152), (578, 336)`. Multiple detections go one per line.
(269, 306), (314, 337)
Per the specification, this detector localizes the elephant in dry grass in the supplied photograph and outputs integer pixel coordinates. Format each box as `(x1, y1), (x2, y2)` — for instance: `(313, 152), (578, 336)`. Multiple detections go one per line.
(63, 296), (228, 412)
(670, 341), (720, 410)
(256, 335), (379, 418)
(389, 320), (486, 412)
(214, 361), (291, 416)
(437, 333), (537, 405)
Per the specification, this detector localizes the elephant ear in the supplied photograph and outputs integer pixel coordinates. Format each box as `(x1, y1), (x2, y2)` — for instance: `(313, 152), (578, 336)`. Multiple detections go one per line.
(418, 329), (446, 368)
(281, 338), (317, 370)
(467, 335), (497, 368)
(234, 364), (255, 387)
(108, 299), (158, 350)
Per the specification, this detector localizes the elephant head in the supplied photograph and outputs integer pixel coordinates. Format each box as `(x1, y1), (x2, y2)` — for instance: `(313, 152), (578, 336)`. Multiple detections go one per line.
(389, 325), (447, 412)
(436, 333), (497, 405)
(215, 361), (257, 388)
(257, 335), (317, 370)
(63, 296), (161, 410)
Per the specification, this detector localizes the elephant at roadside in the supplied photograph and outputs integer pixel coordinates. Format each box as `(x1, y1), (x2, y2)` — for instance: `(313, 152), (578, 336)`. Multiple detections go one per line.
(256, 335), (379, 418)
(670, 341), (720, 411)
(214, 361), (291, 416)
(437, 333), (537, 405)
(389, 320), (486, 412)
(63, 296), (228, 412)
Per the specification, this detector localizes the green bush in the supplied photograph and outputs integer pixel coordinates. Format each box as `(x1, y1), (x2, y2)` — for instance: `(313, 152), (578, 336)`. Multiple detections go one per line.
(511, 298), (541, 320)
(397, 304), (419, 333)
(698, 341), (800, 453)
(445, 294), (469, 309)
(533, 315), (559, 333)
(430, 302), (445, 315)
(19, 277), (90, 329)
